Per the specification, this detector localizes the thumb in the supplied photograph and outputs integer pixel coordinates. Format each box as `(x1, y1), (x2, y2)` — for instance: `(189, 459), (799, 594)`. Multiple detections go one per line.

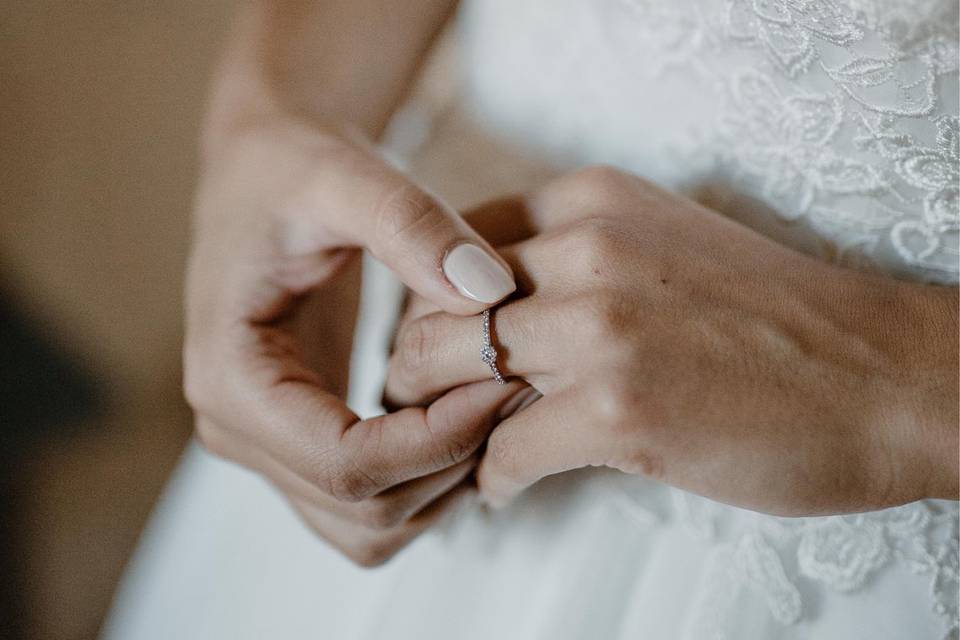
(369, 180), (517, 313)
(304, 140), (516, 315)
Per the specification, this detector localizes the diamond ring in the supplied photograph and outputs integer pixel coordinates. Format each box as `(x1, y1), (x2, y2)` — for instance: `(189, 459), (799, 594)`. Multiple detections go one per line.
(480, 308), (506, 384)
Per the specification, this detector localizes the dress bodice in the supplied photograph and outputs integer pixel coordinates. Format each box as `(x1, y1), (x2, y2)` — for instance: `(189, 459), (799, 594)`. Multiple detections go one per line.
(459, 0), (959, 284)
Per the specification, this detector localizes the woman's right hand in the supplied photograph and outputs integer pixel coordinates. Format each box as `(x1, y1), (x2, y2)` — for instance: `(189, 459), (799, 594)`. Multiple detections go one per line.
(183, 112), (522, 565)
(182, 0), (522, 566)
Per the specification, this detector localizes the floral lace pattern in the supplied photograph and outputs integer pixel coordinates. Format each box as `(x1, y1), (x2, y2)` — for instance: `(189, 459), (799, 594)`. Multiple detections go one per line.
(460, 0), (959, 637)
(615, 0), (960, 280)
(725, 0), (958, 278)
(671, 494), (960, 639)
(606, 482), (959, 638)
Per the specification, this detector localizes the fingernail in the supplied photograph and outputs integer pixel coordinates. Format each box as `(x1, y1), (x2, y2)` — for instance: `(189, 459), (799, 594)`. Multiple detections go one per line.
(443, 244), (516, 303)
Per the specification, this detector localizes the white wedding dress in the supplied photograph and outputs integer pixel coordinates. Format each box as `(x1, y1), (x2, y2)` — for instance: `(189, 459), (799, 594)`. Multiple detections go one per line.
(104, 1), (960, 639)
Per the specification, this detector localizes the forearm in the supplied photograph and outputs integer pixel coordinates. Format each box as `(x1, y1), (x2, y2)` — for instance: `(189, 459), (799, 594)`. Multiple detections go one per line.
(203, 0), (456, 155)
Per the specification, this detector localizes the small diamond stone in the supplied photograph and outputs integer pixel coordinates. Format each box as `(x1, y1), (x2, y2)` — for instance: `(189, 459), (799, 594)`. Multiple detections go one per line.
(480, 345), (497, 364)
(480, 309), (506, 384)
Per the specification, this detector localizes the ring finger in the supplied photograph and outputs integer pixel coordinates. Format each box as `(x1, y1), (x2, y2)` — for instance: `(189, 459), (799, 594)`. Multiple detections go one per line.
(384, 294), (574, 407)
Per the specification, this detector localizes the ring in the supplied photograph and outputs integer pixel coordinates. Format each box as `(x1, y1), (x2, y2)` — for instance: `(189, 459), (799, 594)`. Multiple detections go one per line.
(480, 308), (506, 384)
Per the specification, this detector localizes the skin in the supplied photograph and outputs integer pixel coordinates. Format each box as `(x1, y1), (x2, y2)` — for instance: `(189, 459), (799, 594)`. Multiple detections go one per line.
(183, 0), (521, 567)
(385, 167), (960, 516)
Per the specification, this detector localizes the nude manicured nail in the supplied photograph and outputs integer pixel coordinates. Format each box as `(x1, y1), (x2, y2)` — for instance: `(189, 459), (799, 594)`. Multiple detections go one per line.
(443, 244), (516, 303)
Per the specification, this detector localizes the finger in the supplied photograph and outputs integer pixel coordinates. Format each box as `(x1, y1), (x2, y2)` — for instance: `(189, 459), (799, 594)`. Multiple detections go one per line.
(364, 457), (476, 528)
(390, 168), (639, 307)
(386, 288), (439, 366)
(333, 379), (526, 500)
(302, 146), (516, 312)
(459, 184), (614, 242)
(196, 316), (526, 502)
(438, 227), (600, 297)
(477, 389), (618, 508)
(523, 165), (650, 226)
(460, 196), (540, 246)
(384, 296), (562, 407)
(386, 221), (625, 405)
(388, 195), (561, 328)
(289, 484), (474, 567)
(196, 415), (477, 529)
(388, 185), (626, 356)
(391, 223), (574, 345)
(400, 290), (442, 324)
(384, 299), (543, 406)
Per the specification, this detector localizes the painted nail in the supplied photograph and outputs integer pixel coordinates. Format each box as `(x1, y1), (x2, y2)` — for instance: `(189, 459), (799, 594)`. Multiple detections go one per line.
(442, 243), (516, 303)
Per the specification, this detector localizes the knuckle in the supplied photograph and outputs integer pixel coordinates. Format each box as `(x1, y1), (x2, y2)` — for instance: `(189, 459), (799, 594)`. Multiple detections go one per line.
(448, 436), (475, 465)
(326, 460), (380, 503)
(373, 183), (444, 254)
(298, 445), (345, 494)
(362, 497), (407, 530)
(591, 379), (638, 433)
(563, 217), (621, 272)
(572, 164), (630, 193)
(484, 429), (524, 480)
(435, 436), (474, 469)
(422, 402), (482, 467)
(394, 316), (441, 382)
(556, 165), (631, 205)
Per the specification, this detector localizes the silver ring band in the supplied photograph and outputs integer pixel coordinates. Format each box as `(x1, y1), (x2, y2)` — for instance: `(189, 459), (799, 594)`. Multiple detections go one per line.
(480, 308), (506, 384)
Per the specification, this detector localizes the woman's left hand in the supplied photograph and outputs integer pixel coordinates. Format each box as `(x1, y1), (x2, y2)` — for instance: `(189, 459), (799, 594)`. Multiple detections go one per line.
(385, 167), (959, 515)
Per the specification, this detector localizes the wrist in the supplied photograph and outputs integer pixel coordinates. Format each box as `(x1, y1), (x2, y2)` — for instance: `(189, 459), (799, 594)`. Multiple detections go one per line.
(863, 277), (959, 503)
(898, 283), (959, 500)
(201, 16), (356, 163)
(793, 260), (958, 506)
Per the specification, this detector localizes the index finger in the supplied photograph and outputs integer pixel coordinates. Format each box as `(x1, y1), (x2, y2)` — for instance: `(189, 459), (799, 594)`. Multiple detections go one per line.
(212, 352), (527, 502)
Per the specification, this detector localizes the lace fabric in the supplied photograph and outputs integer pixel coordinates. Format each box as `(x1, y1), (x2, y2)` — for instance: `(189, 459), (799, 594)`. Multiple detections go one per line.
(713, 0), (958, 280)
(463, 0), (959, 282)
(672, 492), (958, 638)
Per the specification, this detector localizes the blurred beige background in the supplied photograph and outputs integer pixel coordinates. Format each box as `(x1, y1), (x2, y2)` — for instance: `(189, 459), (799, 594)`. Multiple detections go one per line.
(0, 3), (235, 638)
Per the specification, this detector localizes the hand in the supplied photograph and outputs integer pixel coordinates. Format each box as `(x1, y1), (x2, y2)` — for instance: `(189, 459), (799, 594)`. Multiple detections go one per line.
(183, 113), (525, 565)
(183, 0), (521, 566)
(386, 167), (959, 516)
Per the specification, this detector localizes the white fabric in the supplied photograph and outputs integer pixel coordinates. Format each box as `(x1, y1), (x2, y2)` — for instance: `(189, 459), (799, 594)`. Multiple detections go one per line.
(104, 2), (959, 639)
